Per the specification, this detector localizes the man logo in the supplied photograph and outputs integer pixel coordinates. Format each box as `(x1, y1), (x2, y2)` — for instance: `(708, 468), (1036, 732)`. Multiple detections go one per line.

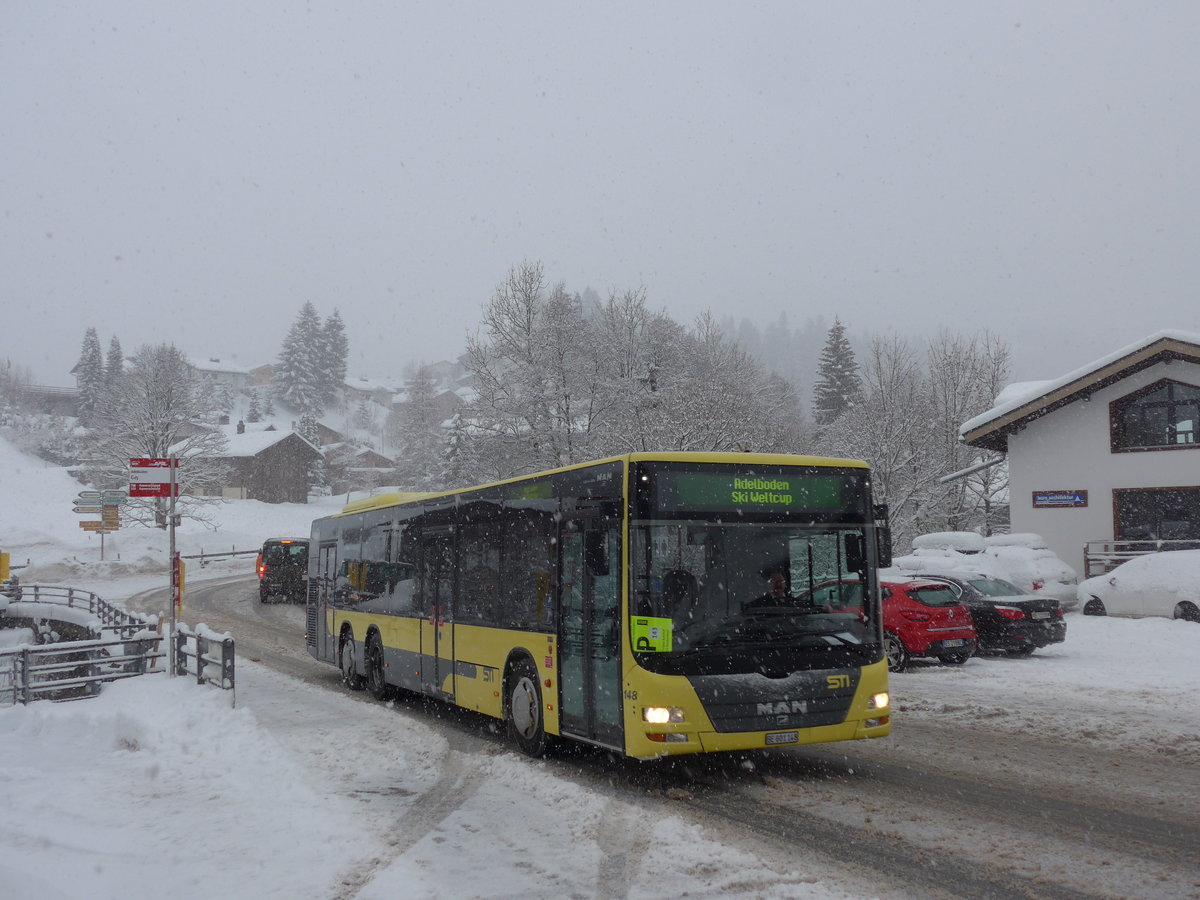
(827, 674), (851, 689)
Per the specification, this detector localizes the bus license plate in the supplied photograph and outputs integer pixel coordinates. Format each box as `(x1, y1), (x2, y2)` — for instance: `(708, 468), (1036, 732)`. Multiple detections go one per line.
(765, 731), (798, 746)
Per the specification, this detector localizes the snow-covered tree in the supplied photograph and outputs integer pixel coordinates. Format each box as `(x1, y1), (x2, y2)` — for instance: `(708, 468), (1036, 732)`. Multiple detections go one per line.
(922, 330), (1011, 535)
(87, 343), (229, 528)
(105, 335), (123, 385)
(812, 318), (862, 426)
(320, 309), (349, 409)
(246, 390), (262, 423)
(76, 328), (105, 424)
(818, 333), (934, 550)
(274, 302), (324, 414)
(459, 261), (596, 481)
(388, 365), (449, 490)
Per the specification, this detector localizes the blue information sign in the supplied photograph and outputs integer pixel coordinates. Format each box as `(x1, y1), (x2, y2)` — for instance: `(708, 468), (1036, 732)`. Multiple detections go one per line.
(1032, 490), (1088, 508)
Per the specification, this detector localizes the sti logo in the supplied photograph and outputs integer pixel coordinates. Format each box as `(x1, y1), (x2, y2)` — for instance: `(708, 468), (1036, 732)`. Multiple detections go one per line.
(826, 674), (851, 689)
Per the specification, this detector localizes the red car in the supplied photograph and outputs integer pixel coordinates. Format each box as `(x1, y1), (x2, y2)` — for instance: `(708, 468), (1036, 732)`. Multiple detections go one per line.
(799, 577), (978, 672)
(879, 577), (977, 671)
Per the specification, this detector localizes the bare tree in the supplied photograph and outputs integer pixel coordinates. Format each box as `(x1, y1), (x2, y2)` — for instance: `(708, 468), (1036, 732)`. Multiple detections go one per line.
(87, 344), (230, 528)
(819, 333), (936, 551)
(923, 330), (1011, 534)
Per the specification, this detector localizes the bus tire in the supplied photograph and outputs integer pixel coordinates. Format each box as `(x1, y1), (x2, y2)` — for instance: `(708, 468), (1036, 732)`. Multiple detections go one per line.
(339, 629), (365, 691)
(365, 632), (393, 700)
(506, 659), (548, 758)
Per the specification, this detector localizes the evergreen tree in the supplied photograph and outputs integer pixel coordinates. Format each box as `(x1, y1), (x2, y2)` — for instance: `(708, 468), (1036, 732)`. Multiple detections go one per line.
(274, 302), (324, 415)
(320, 309), (349, 408)
(76, 327), (104, 424)
(812, 318), (862, 425)
(246, 390), (262, 423)
(105, 335), (123, 384)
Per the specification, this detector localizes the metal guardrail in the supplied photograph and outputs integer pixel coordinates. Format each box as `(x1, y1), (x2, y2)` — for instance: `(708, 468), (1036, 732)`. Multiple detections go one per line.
(0, 581), (149, 631)
(174, 624), (236, 705)
(1, 632), (165, 706)
(182, 548), (259, 565)
(1, 584), (236, 706)
(1083, 538), (1200, 578)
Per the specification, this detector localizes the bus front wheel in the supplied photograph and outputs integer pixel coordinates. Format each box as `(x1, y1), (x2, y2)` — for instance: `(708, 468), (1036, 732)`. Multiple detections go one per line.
(507, 660), (548, 757)
(339, 630), (365, 691)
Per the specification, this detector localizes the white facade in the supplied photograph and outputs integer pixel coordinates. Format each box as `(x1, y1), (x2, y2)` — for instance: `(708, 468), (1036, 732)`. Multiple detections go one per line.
(962, 331), (1200, 581)
(1006, 359), (1200, 577)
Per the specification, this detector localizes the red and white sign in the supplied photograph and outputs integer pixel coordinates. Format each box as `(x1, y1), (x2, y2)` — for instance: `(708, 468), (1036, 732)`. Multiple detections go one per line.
(129, 457), (180, 497)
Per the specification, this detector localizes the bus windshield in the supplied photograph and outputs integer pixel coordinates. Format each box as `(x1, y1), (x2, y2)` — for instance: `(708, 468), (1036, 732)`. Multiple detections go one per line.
(631, 520), (878, 674)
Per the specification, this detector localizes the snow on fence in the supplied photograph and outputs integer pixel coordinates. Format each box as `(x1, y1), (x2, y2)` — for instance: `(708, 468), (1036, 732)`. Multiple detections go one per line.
(174, 623), (236, 706)
(0, 583), (236, 707)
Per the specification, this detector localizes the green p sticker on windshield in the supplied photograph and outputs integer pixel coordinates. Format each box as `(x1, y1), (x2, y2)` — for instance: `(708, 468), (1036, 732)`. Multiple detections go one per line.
(632, 616), (673, 652)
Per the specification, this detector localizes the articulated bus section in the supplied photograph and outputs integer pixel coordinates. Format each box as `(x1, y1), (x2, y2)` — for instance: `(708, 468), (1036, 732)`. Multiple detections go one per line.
(306, 452), (892, 759)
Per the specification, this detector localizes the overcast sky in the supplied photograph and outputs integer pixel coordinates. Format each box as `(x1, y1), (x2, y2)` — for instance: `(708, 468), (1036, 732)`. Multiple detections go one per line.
(4, 2), (1199, 388)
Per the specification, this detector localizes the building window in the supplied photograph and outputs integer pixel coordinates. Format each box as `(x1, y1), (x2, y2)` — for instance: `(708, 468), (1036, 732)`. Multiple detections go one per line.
(1114, 487), (1200, 542)
(1110, 379), (1200, 451)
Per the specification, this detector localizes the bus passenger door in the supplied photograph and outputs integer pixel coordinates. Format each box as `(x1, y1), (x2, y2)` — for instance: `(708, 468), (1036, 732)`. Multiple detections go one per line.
(317, 542), (338, 661)
(418, 528), (455, 701)
(558, 519), (622, 747)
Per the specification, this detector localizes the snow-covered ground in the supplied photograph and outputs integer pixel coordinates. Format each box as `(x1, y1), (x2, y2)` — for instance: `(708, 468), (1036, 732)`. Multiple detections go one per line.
(2, 433), (1199, 899)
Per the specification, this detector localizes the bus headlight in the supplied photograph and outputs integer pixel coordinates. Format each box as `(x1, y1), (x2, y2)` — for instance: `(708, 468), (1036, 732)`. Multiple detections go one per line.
(643, 707), (685, 724)
(868, 692), (889, 710)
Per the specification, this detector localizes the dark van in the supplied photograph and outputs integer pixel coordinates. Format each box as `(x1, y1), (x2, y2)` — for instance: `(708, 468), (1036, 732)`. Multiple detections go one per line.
(257, 538), (310, 604)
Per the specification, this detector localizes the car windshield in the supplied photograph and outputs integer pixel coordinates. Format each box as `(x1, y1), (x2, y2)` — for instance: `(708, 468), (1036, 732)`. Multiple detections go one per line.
(630, 520), (879, 674)
(968, 577), (1023, 597)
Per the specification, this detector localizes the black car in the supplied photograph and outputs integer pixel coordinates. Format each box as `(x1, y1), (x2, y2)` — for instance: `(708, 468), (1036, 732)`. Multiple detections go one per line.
(915, 573), (1066, 656)
(257, 538), (310, 603)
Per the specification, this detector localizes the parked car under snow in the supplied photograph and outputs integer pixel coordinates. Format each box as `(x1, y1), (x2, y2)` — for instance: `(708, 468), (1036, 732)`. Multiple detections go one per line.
(1077, 550), (1200, 622)
(890, 532), (1080, 611)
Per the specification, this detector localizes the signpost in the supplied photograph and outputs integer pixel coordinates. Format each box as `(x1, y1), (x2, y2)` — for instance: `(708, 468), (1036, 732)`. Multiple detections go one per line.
(129, 458), (180, 497)
(130, 457), (182, 674)
(73, 489), (125, 559)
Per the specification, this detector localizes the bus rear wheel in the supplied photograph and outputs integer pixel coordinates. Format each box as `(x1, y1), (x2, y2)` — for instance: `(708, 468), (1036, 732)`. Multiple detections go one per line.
(507, 660), (548, 757)
(365, 633), (392, 700)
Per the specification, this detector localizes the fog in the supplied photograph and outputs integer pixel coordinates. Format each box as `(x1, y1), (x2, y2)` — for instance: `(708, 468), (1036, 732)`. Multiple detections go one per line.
(4, 2), (1199, 386)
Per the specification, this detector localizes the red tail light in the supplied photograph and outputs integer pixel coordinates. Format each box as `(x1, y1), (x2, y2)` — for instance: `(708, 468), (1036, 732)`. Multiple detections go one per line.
(256, 554), (265, 578)
(1054, 607), (1064, 619)
(995, 605), (1025, 620)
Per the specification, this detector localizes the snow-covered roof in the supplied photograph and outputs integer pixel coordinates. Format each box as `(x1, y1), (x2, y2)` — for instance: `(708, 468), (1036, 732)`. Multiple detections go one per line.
(961, 330), (1200, 452)
(170, 423), (321, 458)
(188, 357), (253, 376)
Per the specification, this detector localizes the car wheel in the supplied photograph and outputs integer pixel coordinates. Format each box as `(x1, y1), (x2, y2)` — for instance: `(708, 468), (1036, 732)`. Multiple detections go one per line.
(339, 630), (365, 690)
(365, 633), (392, 700)
(259, 588), (270, 603)
(1082, 597), (1106, 616)
(1173, 601), (1200, 623)
(883, 633), (909, 672)
(506, 659), (549, 757)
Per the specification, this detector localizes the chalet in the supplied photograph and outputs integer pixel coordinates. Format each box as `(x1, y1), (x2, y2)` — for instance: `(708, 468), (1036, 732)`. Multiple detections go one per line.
(203, 423), (323, 503)
(961, 330), (1200, 578)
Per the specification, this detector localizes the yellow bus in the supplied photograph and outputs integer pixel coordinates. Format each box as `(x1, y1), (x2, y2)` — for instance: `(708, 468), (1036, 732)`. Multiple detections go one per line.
(305, 452), (892, 758)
